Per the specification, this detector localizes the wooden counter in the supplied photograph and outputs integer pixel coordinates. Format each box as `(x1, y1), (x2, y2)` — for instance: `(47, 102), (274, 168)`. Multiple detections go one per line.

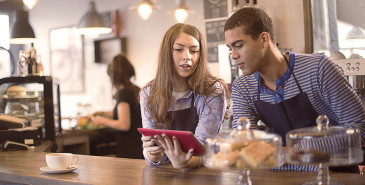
(0, 150), (363, 185)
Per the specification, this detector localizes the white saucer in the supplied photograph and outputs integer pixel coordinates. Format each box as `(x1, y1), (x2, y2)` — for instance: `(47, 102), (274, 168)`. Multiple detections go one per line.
(40, 165), (78, 174)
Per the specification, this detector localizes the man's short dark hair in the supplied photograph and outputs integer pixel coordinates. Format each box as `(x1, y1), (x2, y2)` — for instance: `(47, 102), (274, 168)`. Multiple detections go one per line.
(224, 7), (275, 43)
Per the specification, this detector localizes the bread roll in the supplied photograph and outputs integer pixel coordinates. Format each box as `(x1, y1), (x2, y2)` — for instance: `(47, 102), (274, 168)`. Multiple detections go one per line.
(7, 86), (27, 97)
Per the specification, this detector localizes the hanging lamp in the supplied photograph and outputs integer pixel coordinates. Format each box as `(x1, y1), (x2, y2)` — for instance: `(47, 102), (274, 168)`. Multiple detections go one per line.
(174, 0), (188, 23)
(10, 9), (36, 44)
(137, 0), (155, 20)
(77, 1), (112, 35)
(23, 0), (38, 10)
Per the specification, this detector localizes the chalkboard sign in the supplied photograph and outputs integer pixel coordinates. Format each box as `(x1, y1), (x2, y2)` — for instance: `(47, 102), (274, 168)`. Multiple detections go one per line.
(204, 0), (228, 19)
(206, 20), (226, 63)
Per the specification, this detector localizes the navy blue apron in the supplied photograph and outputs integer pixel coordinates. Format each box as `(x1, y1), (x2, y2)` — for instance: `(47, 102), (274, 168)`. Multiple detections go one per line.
(254, 54), (318, 143)
(254, 54), (359, 173)
(171, 93), (199, 133)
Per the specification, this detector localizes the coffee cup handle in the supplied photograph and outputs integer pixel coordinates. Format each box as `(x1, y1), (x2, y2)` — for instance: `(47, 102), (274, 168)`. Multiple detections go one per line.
(71, 155), (79, 165)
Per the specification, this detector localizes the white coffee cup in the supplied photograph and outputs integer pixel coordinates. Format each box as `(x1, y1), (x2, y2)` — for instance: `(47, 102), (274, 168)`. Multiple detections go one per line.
(46, 153), (79, 170)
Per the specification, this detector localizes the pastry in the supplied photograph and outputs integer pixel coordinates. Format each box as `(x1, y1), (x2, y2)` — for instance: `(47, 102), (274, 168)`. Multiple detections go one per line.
(236, 158), (248, 170)
(210, 150), (241, 168)
(219, 142), (248, 152)
(239, 141), (276, 168)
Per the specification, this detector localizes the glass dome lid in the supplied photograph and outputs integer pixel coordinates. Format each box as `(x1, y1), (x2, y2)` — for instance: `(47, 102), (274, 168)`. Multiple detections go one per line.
(203, 117), (284, 170)
(285, 115), (363, 166)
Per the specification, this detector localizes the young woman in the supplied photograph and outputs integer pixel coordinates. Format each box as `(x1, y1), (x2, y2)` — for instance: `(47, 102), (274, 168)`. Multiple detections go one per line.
(140, 23), (230, 168)
(90, 54), (143, 159)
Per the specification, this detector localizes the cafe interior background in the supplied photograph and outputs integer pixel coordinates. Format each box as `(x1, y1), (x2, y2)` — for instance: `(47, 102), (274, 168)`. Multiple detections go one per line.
(0, 0), (365, 130)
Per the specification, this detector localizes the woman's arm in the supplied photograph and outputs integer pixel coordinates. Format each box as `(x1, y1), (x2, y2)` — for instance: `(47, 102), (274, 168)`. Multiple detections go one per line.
(195, 83), (228, 144)
(156, 83), (226, 168)
(91, 110), (113, 118)
(140, 87), (166, 165)
(91, 102), (131, 131)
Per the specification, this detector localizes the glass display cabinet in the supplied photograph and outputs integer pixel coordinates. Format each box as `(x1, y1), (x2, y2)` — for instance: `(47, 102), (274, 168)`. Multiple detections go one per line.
(0, 76), (61, 147)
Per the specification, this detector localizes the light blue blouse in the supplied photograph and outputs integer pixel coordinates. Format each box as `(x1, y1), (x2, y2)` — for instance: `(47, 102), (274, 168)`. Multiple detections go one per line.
(140, 82), (227, 165)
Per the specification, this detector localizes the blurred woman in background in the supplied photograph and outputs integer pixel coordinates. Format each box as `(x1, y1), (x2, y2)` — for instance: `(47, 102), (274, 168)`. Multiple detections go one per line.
(90, 54), (143, 159)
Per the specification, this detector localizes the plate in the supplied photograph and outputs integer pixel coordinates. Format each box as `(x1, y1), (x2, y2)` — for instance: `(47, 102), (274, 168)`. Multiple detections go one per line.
(40, 165), (78, 174)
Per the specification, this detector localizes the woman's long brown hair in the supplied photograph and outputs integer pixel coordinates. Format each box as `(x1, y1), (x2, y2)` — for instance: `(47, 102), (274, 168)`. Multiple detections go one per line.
(143, 23), (230, 127)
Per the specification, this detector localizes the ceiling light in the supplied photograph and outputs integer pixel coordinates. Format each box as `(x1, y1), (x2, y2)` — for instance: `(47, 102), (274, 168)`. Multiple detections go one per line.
(77, 1), (112, 35)
(174, 0), (188, 23)
(137, 0), (154, 20)
(10, 9), (36, 44)
(23, 0), (38, 10)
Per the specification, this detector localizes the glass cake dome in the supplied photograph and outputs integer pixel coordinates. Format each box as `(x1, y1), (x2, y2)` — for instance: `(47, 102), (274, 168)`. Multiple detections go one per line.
(203, 117), (284, 185)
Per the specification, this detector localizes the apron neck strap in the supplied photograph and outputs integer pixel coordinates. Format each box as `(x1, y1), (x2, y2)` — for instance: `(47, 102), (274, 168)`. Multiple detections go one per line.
(282, 53), (303, 93)
(191, 92), (195, 106)
(257, 53), (304, 99)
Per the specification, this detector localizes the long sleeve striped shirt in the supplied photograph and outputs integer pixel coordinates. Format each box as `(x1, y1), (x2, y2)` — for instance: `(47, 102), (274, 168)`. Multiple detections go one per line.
(231, 52), (365, 171)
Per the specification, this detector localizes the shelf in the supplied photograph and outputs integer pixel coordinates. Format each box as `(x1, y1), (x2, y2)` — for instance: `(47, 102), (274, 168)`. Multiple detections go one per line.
(1, 95), (42, 102)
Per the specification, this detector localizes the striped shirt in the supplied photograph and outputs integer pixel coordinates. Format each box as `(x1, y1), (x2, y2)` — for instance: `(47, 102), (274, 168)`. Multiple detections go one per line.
(232, 52), (365, 171)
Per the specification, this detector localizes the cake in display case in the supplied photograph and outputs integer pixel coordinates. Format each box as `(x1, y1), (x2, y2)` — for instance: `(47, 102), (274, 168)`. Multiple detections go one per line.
(285, 115), (363, 185)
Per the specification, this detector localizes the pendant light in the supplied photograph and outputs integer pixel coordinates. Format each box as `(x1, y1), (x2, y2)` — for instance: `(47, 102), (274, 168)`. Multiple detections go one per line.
(23, 0), (38, 10)
(137, 0), (155, 20)
(10, 9), (36, 44)
(77, 1), (112, 35)
(174, 0), (188, 23)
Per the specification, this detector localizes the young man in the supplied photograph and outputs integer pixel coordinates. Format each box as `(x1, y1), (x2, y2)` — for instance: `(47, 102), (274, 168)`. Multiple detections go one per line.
(224, 7), (365, 148)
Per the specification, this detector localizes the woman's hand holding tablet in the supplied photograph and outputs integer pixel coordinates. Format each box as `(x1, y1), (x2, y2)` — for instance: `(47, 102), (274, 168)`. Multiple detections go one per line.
(138, 128), (206, 156)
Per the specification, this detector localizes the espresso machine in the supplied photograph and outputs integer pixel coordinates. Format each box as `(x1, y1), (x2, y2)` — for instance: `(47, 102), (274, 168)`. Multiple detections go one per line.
(333, 58), (365, 104)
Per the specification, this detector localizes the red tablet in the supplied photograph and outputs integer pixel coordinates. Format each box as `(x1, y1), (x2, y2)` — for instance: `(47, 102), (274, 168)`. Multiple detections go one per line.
(138, 128), (206, 156)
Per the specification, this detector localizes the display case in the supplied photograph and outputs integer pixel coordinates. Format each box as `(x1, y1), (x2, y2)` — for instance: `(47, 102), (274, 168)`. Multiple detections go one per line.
(0, 76), (61, 145)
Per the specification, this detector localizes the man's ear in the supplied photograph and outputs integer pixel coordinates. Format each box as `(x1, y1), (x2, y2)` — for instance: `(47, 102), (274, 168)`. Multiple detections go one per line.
(260, 32), (270, 48)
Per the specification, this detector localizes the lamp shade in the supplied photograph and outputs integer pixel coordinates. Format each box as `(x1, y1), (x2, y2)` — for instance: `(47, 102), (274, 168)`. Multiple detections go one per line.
(10, 9), (36, 44)
(77, 1), (112, 35)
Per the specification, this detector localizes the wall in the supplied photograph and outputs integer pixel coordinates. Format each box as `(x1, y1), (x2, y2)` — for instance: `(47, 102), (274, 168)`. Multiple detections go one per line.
(29, 0), (212, 117)
(257, 0), (305, 53)
(28, 0), (307, 118)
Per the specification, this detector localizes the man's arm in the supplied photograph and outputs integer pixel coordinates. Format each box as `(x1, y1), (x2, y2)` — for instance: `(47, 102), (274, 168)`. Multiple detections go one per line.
(231, 78), (260, 130)
(318, 55), (365, 143)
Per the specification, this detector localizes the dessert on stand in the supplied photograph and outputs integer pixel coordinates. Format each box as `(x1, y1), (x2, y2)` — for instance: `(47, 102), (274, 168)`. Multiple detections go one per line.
(285, 115), (363, 185)
(203, 117), (284, 185)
